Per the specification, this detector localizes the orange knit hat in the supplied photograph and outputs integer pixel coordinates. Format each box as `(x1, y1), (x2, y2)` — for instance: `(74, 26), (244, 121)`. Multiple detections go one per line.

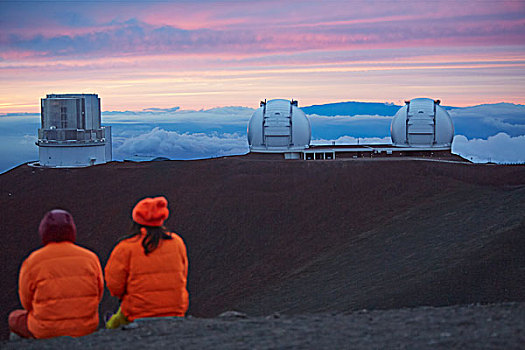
(132, 196), (169, 227)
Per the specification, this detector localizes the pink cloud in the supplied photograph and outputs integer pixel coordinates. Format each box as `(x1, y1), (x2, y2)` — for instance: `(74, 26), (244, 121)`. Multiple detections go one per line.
(1, 0), (524, 111)
(1, 1), (523, 57)
(2, 14), (523, 61)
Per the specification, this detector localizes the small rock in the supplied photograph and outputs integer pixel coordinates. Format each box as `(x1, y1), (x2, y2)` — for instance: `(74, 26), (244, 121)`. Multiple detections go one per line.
(122, 322), (139, 330)
(218, 310), (248, 318)
(266, 312), (281, 319)
(9, 332), (21, 341)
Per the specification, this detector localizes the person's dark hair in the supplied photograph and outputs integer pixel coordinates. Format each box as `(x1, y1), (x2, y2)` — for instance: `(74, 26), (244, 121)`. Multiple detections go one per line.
(120, 222), (173, 255)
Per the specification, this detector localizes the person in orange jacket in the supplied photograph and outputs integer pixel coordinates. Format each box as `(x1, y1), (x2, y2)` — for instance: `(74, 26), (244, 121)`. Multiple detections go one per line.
(104, 196), (189, 328)
(8, 209), (104, 339)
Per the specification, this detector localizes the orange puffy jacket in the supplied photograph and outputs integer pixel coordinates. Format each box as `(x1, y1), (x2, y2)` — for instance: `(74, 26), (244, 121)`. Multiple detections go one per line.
(104, 231), (189, 321)
(19, 242), (104, 339)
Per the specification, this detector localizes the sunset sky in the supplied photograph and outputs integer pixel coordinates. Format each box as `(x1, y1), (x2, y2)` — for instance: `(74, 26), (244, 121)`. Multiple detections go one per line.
(1, 0), (524, 113)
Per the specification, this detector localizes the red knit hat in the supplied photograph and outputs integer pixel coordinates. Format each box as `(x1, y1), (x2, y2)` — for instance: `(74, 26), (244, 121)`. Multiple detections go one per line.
(132, 196), (169, 227)
(39, 209), (77, 245)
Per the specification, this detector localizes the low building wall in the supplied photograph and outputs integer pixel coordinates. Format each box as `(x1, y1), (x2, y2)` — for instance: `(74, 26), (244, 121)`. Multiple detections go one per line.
(38, 143), (108, 167)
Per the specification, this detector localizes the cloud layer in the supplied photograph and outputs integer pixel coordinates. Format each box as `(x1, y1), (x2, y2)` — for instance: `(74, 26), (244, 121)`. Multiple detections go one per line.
(312, 136), (392, 145)
(0, 102), (524, 174)
(113, 127), (248, 160)
(452, 133), (525, 164)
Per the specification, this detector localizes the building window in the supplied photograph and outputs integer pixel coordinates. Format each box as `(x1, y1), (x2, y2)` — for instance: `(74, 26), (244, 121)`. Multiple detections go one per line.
(60, 106), (68, 128)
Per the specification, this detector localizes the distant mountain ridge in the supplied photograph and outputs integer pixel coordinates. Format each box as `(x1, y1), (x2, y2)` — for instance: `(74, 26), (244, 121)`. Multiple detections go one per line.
(2, 101), (523, 118)
(301, 101), (525, 117)
(302, 101), (402, 116)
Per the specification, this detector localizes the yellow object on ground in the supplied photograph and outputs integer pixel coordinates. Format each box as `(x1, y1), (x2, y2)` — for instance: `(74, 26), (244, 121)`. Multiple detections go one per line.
(105, 307), (130, 329)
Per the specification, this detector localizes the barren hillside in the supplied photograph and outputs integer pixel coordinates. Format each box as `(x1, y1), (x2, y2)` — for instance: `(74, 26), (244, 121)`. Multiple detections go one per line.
(1, 158), (524, 341)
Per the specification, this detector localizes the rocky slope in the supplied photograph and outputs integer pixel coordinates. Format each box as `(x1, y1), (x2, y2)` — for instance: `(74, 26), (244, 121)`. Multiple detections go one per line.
(3, 303), (524, 349)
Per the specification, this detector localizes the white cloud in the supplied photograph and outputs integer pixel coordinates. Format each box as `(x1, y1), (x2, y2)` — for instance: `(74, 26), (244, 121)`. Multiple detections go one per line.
(480, 117), (525, 133)
(312, 135), (392, 145)
(448, 103), (525, 118)
(308, 114), (393, 123)
(113, 127), (249, 160)
(448, 103), (525, 137)
(2, 105), (525, 173)
(104, 106), (253, 126)
(19, 134), (37, 147)
(452, 133), (525, 164)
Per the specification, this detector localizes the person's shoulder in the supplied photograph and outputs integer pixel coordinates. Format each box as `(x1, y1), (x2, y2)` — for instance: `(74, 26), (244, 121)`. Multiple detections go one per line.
(168, 232), (183, 241)
(168, 232), (187, 247)
(118, 234), (143, 245)
(70, 243), (101, 260)
(116, 235), (143, 250)
(24, 242), (98, 266)
(23, 245), (47, 266)
(110, 235), (143, 256)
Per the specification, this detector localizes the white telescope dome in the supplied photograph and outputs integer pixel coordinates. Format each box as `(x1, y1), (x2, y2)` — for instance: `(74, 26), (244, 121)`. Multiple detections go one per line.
(248, 99), (311, 152)
(391, 98), (454, 148)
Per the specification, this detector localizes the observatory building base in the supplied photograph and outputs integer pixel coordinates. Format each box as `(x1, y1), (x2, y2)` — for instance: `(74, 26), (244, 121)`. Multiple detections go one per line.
(248, 145), (466, 162)
(38, 142), (111, 168)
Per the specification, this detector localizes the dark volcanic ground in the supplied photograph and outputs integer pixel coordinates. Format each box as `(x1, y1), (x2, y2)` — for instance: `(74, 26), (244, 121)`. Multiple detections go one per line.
(0, 157), (524, 344)
(4, 303), (524, 349)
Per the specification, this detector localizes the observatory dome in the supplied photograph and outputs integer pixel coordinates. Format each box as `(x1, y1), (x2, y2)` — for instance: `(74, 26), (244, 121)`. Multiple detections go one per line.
(248, 99), (311, 152)
(391, 98), (454, 148)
